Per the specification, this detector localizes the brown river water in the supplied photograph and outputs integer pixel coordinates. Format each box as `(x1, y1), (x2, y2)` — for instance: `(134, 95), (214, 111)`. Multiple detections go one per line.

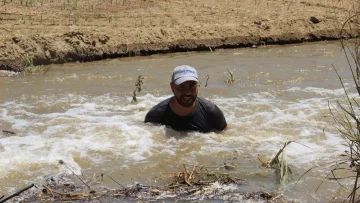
(0, 41), (357, 202)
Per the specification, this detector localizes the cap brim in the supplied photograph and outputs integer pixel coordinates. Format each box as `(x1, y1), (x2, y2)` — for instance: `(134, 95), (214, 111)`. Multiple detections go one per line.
(173, 76), (198, 85)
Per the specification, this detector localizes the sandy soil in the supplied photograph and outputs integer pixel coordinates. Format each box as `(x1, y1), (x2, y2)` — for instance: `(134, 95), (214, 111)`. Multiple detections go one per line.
(0, 0), (358, 71)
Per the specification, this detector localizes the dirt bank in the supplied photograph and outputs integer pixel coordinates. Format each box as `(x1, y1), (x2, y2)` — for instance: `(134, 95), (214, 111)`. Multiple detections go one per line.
(0, 0), (358, 72)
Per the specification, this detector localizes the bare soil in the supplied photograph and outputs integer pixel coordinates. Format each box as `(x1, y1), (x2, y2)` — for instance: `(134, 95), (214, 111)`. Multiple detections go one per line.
(0, 0), (358, 71)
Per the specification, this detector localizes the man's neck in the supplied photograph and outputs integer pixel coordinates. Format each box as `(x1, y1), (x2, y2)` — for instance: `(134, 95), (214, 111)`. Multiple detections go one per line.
(169, 97), (196, 116)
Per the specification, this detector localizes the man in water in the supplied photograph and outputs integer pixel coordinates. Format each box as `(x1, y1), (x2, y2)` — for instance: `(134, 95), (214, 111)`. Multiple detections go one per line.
(145, 65), (227, 133)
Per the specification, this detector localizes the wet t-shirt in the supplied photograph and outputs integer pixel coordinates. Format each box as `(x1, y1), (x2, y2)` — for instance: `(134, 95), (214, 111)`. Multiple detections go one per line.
(144, 97), (227, 133)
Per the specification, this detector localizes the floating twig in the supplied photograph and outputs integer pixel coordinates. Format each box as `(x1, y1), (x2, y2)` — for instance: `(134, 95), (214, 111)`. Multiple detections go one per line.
(269, 194), (284, 202)
(2, 130), (16, 135)
(105, 173), (125, 189)
(0, 184), (34, 203)
(204, 74), (209, 87)
(43, 65), (51, 75)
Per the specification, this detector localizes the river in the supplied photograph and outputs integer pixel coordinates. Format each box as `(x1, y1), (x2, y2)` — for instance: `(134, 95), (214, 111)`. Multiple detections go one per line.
(0, 41), (356, 202)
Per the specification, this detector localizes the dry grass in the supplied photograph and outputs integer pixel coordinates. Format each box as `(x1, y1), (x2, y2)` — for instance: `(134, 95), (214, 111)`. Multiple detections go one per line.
(326, 10), (360, 202)
(0, 0), (355, 32)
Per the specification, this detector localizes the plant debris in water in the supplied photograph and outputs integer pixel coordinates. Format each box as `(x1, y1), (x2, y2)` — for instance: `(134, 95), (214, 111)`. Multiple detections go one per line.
(8, 163), (286, 202)
(16, 178), (284, 203)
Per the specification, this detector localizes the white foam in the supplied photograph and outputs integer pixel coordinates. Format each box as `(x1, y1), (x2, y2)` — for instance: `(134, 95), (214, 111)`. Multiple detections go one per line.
(0, 85), (350, 190)
(209, 88), (347, 166)
(287, 86), (348, 97)
(0, 94), (162, 178)
(0, 70), (19, 77)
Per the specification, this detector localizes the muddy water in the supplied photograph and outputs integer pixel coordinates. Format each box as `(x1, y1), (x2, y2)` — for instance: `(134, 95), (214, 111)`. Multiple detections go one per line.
(0, 41), (356, 202)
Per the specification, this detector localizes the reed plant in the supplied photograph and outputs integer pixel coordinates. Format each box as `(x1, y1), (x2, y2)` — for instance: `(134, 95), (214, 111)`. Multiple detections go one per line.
(260, 141), (311, 186)
(225, 68), (236, 85)
(326, 13), (360, 203)
(199, 74), (209, 87)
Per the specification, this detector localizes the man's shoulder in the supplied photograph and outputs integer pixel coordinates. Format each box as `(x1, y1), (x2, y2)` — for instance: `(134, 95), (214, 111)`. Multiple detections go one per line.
(196, 97), (224, 116)
(150, 97), (171, 110)
(196, 97), (217, 109)
(195, 97), (227, 131)
(145, 97), (171, 123)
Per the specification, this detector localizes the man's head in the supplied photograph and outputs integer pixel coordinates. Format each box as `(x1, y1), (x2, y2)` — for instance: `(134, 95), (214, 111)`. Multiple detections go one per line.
(170, 65), (199, 108)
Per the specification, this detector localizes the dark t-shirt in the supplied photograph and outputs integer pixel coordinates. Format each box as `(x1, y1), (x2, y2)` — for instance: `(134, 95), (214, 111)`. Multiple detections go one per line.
(144, 97), (227, 133)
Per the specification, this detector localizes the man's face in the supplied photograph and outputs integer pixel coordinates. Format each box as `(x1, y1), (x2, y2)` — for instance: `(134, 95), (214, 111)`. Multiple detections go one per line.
(171, 80), (198, 108)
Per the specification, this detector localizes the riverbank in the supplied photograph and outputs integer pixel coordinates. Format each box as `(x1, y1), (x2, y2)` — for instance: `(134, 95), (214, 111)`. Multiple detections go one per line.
(0, 0), (358, 72)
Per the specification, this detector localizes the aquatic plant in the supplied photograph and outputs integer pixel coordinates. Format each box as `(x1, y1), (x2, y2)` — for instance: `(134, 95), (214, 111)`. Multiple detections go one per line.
(199, 74), (209, 87)
(225, 68), (236, 85)
(269, 141), (293, 185)
(131, 75), (144, 103)
(260, 141), (311, 186)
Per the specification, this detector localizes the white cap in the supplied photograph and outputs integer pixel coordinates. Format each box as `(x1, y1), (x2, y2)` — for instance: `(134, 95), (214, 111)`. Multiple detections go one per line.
(171, 65), (198, 85)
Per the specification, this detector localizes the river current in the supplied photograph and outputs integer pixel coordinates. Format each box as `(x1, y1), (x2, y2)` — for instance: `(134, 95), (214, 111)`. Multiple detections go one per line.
(0, 41), (357, 202)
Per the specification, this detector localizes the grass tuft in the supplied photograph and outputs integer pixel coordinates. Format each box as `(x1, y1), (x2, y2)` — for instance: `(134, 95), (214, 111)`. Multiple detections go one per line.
(327, 12), (360, 203)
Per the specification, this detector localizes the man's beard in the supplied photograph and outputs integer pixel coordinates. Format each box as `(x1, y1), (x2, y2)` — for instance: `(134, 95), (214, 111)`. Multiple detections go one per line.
(175, 94), (196, 108)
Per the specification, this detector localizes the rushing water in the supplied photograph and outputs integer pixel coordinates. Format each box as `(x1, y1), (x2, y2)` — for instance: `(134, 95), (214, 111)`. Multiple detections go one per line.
(0, 41), (357, 202)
